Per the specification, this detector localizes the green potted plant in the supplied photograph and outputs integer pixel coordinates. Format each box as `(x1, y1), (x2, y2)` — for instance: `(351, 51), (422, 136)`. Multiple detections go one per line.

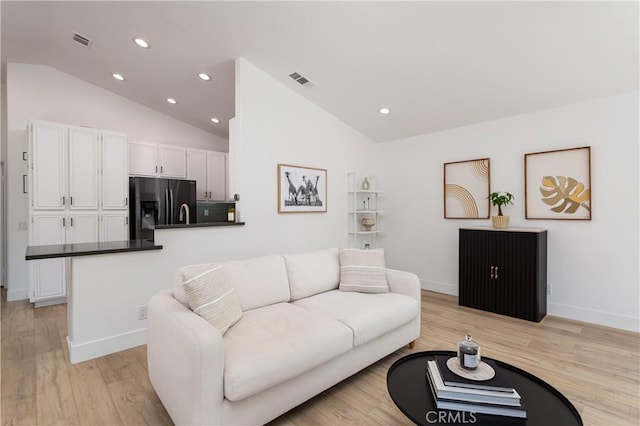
(488, 191), (514, 229)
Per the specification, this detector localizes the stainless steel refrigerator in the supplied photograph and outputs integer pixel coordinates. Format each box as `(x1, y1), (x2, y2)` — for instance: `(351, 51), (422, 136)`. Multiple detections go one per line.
(129, 177), (197, 241)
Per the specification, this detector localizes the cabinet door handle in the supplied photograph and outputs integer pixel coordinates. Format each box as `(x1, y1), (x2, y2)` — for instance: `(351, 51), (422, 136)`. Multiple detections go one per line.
(22, 175), (27, 193)
(70, 196), (73, 206)
(155, 165), (158, 173)
(490, 266), (494, 280)
(125, 197), (128, 206)
(161, 166), (164, 173)
(494, 266), (499, 280)
(70, 217), (74, 227)
(62, 218), (65, 227)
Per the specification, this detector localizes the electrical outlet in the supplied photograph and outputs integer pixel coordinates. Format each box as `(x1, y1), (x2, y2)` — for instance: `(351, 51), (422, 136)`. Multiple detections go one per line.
(547, 284), (552, 295)
(204, 209), (209, 216)
(137, 306), (148, 320)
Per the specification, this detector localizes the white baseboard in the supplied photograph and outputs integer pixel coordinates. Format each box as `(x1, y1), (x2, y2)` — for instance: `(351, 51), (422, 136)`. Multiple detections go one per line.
(418, 278), (639, 333)
(548, 302), (640, 333)
(67, 328), (147, 364)
(420, 279), (458, 296)
(7, 287), (28, 301)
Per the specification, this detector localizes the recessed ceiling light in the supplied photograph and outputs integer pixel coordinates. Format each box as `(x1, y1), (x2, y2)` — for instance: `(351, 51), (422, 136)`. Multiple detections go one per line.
(167, 98), (177, 104)
(112, 73), (125, 81)
(379, 107), (391, 115)
(198, 73), (212, 81)
(210, 117), (220, 124)
(134, 38), (150, 48)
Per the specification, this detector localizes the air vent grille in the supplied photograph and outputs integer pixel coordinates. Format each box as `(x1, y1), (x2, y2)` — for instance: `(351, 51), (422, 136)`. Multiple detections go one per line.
(72, 32), (93, 48)
(288, 72), (314, 88)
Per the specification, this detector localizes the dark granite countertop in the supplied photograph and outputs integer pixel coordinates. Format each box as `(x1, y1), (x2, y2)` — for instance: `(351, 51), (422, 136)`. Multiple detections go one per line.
(26, 239), (162, 260)
(156, 221), (245, 229)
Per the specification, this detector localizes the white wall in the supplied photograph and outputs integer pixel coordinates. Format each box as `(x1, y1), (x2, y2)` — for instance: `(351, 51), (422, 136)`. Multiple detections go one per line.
(62, 58), (378, 361)
(379, 91), (639, 332)
(233, 58), (376, 256)
(5, 63), (228, 300)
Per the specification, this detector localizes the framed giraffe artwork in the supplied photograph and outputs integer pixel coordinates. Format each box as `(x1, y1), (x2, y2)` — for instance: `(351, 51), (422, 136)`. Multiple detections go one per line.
(278, 163), (327, 213)
(443, 158), (491, 219)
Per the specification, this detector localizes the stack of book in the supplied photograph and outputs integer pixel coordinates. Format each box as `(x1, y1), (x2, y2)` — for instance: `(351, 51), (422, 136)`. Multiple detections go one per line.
(426, 355), (527, 419)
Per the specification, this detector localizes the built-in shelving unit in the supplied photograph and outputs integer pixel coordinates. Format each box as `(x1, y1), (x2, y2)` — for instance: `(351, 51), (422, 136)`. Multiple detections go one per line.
(347, 173), (383, 249)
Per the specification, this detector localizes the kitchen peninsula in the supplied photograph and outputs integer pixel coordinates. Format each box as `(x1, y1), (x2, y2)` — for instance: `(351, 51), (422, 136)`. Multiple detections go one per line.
(25, 222), (245, 364)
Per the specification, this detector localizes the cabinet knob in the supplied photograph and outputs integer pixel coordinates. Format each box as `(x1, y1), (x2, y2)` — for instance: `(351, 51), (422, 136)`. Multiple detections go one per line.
(490, 266), (494, 280)
(494, 266), (499, 279)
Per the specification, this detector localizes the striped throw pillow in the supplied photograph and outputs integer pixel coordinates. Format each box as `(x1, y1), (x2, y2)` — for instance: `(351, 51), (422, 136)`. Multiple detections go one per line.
(339, 248), (389, 293)
(183, 264), (243, 335)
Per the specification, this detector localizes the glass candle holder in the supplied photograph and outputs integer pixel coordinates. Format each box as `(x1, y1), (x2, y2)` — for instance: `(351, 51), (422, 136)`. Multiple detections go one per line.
(458, 334), (481, 370)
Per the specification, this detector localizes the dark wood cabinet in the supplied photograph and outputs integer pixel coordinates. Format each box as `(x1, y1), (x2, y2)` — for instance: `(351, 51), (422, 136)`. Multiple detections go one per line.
(459, 227), (547, 322)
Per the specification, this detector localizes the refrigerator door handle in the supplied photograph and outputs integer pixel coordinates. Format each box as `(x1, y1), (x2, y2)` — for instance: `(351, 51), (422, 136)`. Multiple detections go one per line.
(170, 189), (174, 224)
(165, 189), (169, 225)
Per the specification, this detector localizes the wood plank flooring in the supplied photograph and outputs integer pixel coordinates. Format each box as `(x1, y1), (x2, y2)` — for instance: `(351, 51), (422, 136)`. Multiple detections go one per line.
(2, 289), (638, 425)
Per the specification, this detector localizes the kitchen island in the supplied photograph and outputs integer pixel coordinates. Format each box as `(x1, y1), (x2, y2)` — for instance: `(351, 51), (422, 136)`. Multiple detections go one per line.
(25, 222), (246, 364)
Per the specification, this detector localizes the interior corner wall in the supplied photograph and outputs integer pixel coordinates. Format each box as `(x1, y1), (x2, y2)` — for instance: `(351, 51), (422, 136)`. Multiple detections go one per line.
(233, 58), (376, 257)
(5, 63), (228, 300)
(378, 91), (640, 332)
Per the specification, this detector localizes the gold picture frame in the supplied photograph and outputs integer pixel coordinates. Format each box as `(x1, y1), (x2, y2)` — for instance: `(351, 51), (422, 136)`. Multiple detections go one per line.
(443, 158), (491, 219)
(525, 146), (591, 220)
(278, 163), (327, 213)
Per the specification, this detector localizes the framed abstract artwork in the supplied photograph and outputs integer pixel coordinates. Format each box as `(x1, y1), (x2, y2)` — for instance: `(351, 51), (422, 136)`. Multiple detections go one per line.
(444, 158), (491, 219)
(524, 146), (591, 220)
(278, 163), (327, 213)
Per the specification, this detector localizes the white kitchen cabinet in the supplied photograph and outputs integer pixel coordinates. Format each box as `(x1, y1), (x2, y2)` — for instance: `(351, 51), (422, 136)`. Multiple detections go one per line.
(187, 149), (227, 201)
(30, 121), (66, 210)
(67, 213), (99, 244)
(129, 141), (186, 178)
(29, 213), (67, 302)
(129, 141), (158, 176)
(100, 212), (129, 242)
(68, 126), (99, 210)
(28, 120), (129, 305)
(101, 131), (129, 209)
(159, 146), (187, 178)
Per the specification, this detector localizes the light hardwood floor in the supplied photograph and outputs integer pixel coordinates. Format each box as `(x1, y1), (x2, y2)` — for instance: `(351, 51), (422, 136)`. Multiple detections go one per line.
(2, 289), (638, 425)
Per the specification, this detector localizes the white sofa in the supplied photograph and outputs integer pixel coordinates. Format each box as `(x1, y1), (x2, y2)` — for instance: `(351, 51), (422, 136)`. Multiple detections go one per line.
(147, 248), (421, 425)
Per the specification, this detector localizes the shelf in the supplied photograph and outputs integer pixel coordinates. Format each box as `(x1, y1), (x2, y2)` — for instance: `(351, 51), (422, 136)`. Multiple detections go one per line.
(348, 231), (384, 235)
(348, 190), (383, 194)
(348, 210), (384, 214)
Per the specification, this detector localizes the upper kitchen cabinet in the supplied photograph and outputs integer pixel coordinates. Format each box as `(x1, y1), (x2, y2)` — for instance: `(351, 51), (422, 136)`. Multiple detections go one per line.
(101, 131), (129, 209)
(31, 122), (100, 211)
(129, 141), (186, 178)
(187, 149), (227, 201)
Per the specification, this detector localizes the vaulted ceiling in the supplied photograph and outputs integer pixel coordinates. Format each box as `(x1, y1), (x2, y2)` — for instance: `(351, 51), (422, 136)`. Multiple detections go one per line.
(2, 1), (638, 142)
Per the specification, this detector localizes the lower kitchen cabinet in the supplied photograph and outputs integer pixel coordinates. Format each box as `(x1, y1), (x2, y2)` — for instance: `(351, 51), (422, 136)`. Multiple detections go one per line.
(459, 227), (548, 322)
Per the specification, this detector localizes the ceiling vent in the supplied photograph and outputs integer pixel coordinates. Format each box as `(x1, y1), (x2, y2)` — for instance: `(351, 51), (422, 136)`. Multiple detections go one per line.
(289, 72), (314, 88)
(72, 32), (93, 48)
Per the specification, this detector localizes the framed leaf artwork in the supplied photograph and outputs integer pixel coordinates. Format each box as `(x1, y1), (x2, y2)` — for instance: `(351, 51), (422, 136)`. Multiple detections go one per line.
(524, 146), (591, 220)
(444, 158), (490, 219)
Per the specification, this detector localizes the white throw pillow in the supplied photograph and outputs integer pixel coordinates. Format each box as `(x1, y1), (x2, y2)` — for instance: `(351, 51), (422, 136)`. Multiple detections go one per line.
(183, 264), (243, 335)
(339, 248), (389, 293)
(173, 262), (219, 306)
(284, 248), (340, 301)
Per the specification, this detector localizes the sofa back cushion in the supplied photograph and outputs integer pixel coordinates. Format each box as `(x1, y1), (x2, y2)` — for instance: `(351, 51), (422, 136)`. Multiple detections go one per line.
(222, 255), (291, 311)
(284, 248), (340, 301)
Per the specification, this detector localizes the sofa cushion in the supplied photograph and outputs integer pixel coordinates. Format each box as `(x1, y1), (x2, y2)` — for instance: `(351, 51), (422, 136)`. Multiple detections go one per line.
(293, 290), (419, 346)
(223, 255), (291, 311)
(339, 248), (389, 293)
(223, 303), (353, 401)
(284, 248), (340, 301)
(183, 265), (243, 335)
(173, 262), (219, 306)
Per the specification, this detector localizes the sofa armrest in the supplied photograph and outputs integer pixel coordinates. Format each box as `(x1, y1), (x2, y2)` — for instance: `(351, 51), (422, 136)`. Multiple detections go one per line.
(386, 268), (422, 303)
(147, 289), (224, 425)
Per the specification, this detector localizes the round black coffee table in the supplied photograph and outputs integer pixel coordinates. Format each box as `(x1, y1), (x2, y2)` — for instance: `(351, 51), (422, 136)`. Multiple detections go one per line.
(387, 351), (582, 426)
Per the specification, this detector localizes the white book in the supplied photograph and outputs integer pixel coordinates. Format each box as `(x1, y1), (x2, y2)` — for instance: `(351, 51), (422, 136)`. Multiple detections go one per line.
(427, 360), (521, 406)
